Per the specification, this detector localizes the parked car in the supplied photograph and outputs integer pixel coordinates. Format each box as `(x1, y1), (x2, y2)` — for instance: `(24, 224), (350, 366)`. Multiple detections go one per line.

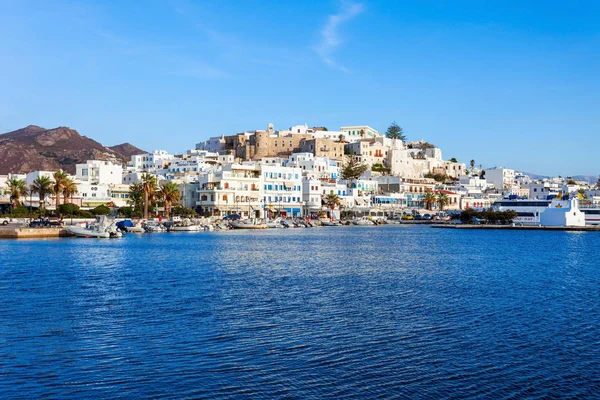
(401, 215), (414, 220)
(0, 217), (13, 226)
(223, 214), (241, 221)
(414, 214), (423, 220)
(423, 214), (432, 220)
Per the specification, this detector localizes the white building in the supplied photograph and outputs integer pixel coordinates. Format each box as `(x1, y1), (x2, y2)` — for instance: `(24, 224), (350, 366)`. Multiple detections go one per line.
(484, 167), (515, 190)
(75, 160), (123, 208)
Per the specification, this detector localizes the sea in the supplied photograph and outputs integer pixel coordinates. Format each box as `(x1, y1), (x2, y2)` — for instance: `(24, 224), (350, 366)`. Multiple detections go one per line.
(1, 225), (599, 399)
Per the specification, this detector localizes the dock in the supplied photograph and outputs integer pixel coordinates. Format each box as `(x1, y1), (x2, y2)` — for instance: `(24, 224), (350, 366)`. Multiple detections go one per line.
(0, 227), (72, 239)
(431, 224), (600, 232)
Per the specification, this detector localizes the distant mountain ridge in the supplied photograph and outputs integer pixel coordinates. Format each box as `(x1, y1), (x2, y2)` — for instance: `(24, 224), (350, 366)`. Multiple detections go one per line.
(0, 125), (145, 175)
(520, 171), (597, 183)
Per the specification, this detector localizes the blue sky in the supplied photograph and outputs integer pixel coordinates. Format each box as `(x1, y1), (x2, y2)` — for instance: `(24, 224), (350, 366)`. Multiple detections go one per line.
(1, 0), (599, 176)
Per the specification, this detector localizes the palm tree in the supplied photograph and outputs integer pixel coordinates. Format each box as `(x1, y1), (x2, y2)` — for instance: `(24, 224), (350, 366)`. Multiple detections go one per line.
(323, 193), (341, 221)
(337, 133), (345, 143)
(437, 192), (450, 211)
(31, 176), (53, 215)
(423, 191), (436, 210)
(159, 182), (181, 218)
(470, 159), (475, 174)
(7, 178), (28, 208)
(141, 173), (158, 218)
(52, 170), (69, 210)
(128, 183), (144, 212)
(62, 178), (78, 205)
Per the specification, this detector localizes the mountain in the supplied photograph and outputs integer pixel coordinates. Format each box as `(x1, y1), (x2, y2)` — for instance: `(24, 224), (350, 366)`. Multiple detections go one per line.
(0, 125), (144, 175)
(108, 142), (146, 158)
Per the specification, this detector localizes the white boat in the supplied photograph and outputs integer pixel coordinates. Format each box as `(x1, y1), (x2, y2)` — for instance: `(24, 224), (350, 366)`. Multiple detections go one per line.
(230, 219), (267, 229)
(68, 216), (122, 238)
(170, 218), (201, 231)
(171, 224), (201, 231)
(266, 218), (283, 228)
(143, 221), (167, 232)
(126, 224), (145, 233)
(352, 217), (374, 226)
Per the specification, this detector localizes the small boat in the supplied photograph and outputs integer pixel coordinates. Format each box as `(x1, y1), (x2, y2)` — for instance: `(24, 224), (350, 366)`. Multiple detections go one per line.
(266, 218), (283, 228)
(352, 218), (375, 226)
(230, 219), (267, 229)
(170, 218), (201, 231)
(68, 216), (122, 238)
(321, 221), (341, 226)
(171, 224), (201, 231)
(143, 221), (167, 232)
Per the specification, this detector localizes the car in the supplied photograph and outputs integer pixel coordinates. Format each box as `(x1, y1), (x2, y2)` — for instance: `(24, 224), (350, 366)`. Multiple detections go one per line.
(414, 214), (423, 220)
(0, 217), (12, 226)
(222, 214), (241, 221)
(401, 215), (414, 220)
(423, 214), (432, 220)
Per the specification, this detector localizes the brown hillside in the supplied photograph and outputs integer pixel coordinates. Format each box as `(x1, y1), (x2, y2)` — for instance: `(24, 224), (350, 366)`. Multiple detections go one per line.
(0, 125), (142, 174)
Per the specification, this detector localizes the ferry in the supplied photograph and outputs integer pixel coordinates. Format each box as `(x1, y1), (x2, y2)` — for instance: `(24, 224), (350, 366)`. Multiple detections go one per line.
(493, 198), (600, 226)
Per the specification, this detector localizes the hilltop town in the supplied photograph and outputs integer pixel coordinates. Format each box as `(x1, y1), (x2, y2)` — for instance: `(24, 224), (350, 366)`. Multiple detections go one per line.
(1, 122), (598, 221)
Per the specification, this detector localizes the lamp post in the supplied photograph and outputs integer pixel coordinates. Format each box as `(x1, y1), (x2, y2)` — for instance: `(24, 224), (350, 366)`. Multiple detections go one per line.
(278, 192), (282, 218)
(246, 196), (250, 219)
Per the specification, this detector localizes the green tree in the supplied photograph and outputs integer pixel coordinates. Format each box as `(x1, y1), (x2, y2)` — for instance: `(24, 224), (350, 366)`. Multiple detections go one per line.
(58, 203), (81, 216)
(7, 178), (28, 209)
(437, 193), (450, 211)
(424, 172), (447, 182)
(159, 182), (181, 218)
(52, 170), (69, 211)
(449, 157), (458, 163)
(141, 173), (158, 219)
(91, 204), (111, 215)
(385, 121), (406, 141)
(31, 176), (53, 215)
(337, 133), (345, 143)
(371, 163), (391, 174)
(470, 159), (475, 173)
(341, 155), (368, 185)
(423, 191), (436, 210)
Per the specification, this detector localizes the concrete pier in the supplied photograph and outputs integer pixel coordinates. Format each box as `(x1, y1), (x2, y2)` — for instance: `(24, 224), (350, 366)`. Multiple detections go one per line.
(0, 227), (72, 239)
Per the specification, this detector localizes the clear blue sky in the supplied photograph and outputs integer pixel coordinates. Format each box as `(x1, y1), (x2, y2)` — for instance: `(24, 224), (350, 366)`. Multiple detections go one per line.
(1, 0), (598, 176)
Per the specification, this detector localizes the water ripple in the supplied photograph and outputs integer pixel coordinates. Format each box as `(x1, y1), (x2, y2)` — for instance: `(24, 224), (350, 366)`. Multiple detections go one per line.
(1, 226), (599, 398)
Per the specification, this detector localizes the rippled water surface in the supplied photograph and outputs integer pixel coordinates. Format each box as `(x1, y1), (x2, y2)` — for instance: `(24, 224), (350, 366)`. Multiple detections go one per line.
(1, 226), (599, 398)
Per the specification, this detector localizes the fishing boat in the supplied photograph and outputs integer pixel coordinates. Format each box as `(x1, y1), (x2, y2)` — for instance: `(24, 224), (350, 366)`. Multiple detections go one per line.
(68, 216), (122, 238)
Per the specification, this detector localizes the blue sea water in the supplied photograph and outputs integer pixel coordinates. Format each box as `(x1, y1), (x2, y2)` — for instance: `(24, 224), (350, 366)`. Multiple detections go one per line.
(1, 225), (599, 399)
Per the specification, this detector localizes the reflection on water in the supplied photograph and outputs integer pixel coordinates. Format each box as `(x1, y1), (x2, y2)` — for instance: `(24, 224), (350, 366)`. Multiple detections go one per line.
(1, 226), (599, 399)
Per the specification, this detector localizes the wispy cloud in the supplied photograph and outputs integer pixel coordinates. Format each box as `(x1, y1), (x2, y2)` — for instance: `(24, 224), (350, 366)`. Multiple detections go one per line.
(314, 2), (364, 70)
